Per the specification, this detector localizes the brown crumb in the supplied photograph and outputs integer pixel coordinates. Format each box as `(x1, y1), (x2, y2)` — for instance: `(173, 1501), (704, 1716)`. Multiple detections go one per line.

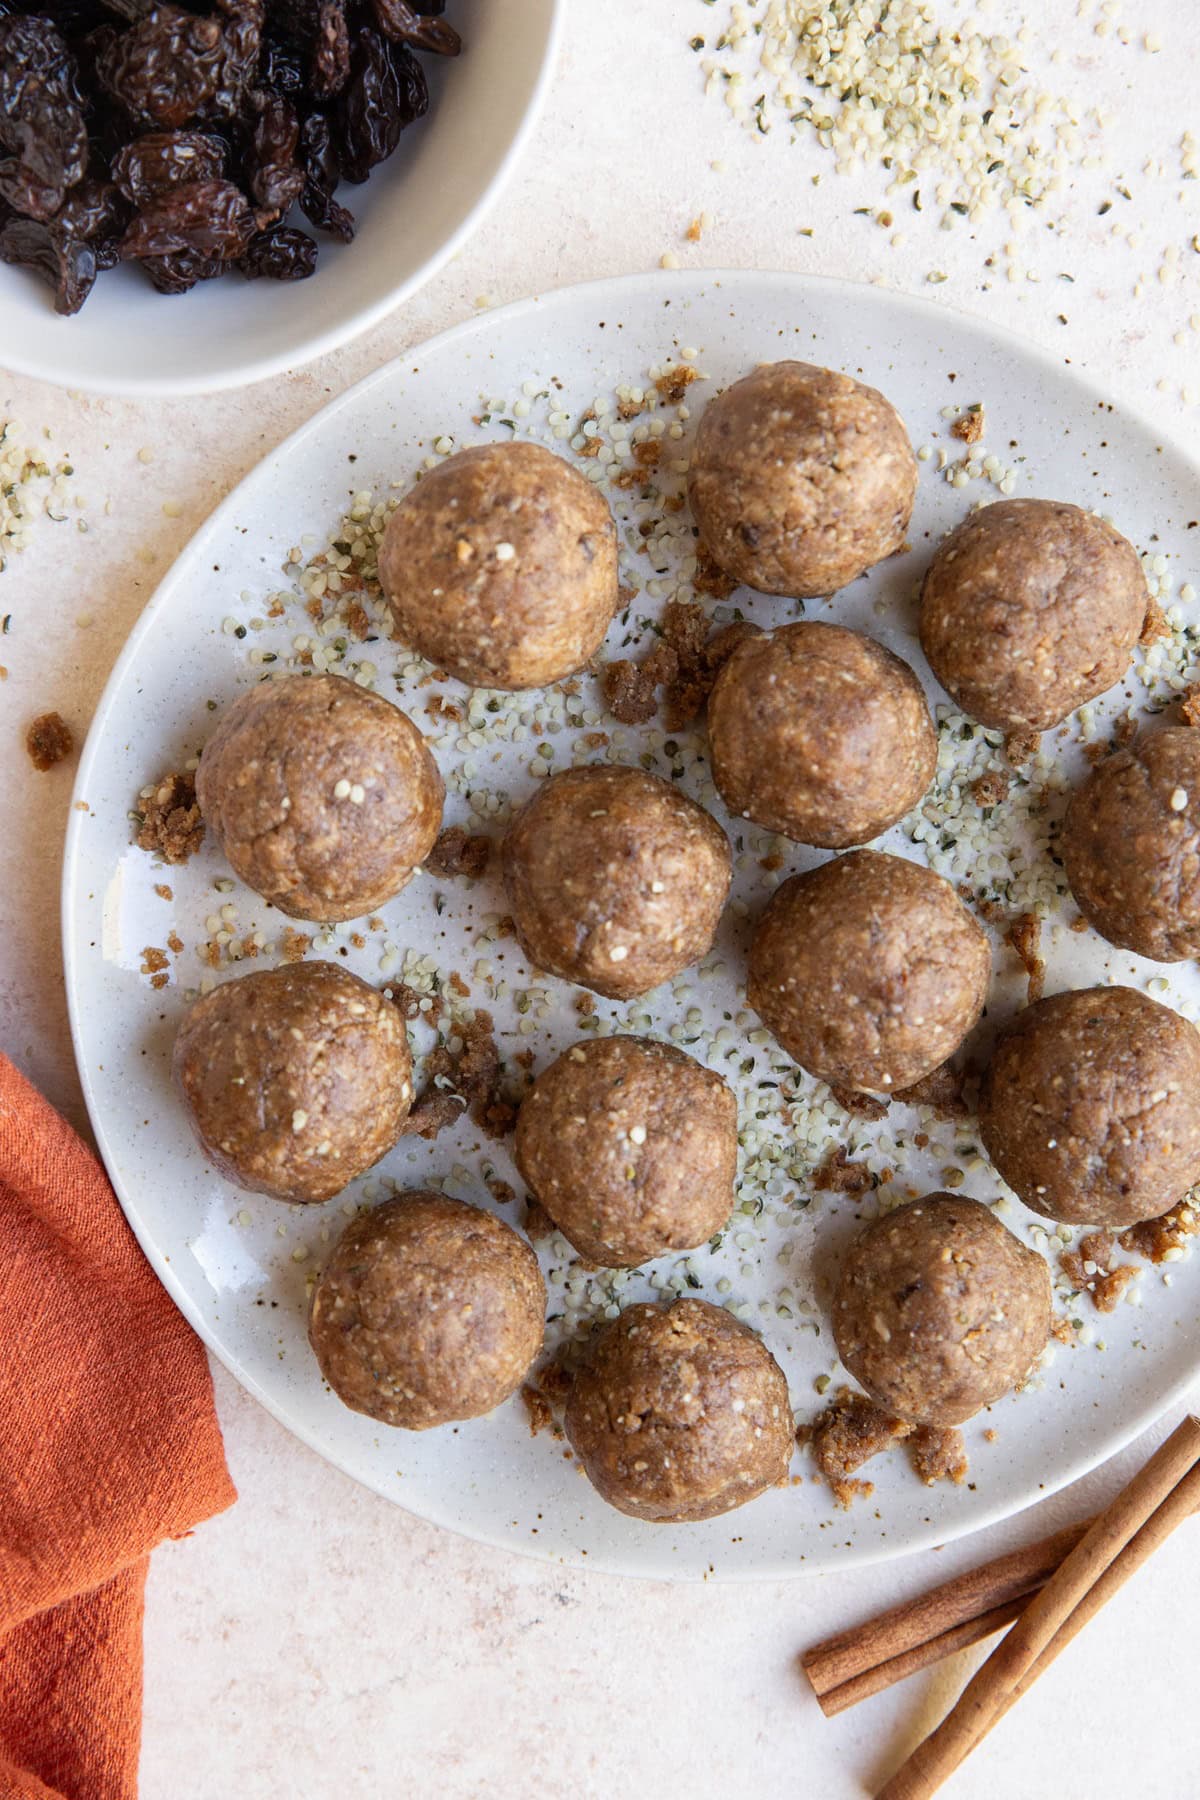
(1139, 597), (1171, 646)
(1113, 713), (1138, 747)
(166, 930), (184, 955)
(654, 363), (699, 405)
(616, 394), (644, 421)
(200, 940), (222, 969)
(1051, 1315), (1076, 1345)
(386, 982), (444, 1027)
(812, 1145), (874, 1194)
(425, 824), (490, 881)
(448, 972), (470, 999)
(692, 545), (737, 600)
(907, 1425), (969, 1487)
(984, 1428), (998, 1443)
(1120, 1200), (1200, 1263)
(278, 928), (312, 964)
(826, 1082), (890, 1122)
(1060, 1229), (1139, 1312)
(1005, 727), (1041, 767)
(135, 771), (205, 864)
(1005, 911), (1045, 1003)
(894, 1062), (969, 1119)
(400, 1088), (464, 1141)
(484, 1173), (516, 1206)
(804, 1387), (912, 1508)
(1083, 738), (1111, 765)
(26, 711), (74, 771)
(950, 405), (985, 444)
(521, 1386), (554, 1436)
(1069, 914), (1090, 933)
(574, 992), (596, 1018)
(154, 883), (174, 902)
(140, 948), (168, 989)
(523, 1196), (556, 1240)
(603, 600), (760, 731)
(1181, 688), (1200, 729)
(421, 1009), (520, 1139)
(970, 767), (1011, 809)
(686, 215), (704, 242)
(601, 641), (678, 724)
(345, 601), (371, 641)
(424, 694), (463, 724)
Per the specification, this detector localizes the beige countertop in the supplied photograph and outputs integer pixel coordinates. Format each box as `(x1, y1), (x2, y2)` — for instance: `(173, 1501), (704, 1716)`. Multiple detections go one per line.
(3, 3), (1199, 1794)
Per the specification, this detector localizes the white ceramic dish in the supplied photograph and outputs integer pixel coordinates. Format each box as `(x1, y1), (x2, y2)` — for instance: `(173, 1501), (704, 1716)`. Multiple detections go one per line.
(1, 0), (561, 397)
(64, 270), (1200, 1579)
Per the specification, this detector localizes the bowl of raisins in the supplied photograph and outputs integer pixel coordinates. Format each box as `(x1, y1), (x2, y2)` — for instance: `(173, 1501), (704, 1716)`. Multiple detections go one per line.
(0, 0), (561, 394)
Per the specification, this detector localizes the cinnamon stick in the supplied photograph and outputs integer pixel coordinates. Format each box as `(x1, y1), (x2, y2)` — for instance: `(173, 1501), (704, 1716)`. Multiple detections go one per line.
(876, 1414), (1200, 1800)
(802, 1516), (1092, 1714)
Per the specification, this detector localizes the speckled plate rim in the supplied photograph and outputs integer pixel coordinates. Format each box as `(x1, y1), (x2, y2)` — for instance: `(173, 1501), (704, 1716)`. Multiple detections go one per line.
(63, 268), (1200, 1580)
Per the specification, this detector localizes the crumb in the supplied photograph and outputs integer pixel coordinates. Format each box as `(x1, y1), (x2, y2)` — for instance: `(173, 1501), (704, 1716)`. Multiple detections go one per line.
(907, 1425), (968, 1486)
(421, 1009), (520, 1139)
(692, 546), (737, 600)
(826, 1082), (890, 1122)
(400, 1087), (464, 1140)
(524, 1196), (556, 1239)
(984, 1428), (998, 1443)
(574, 992), (596, 1017)
(425, 824), (491, 880)
(1120, 1200), (1199, 1262)
(601, 640), (677, 724)
(26, 711), (74, 771)
(1051, 1315), (1077, 1345)
(448, 971), (470, 998)
(154, 883), (174, 901)
(135, 771), (204, 864)
(812, 1145), (875, 1194)
(166, 930), (184, 954)
(201, 940), (222, 969)
(387, 981), (444, 1027)
(484, 1173), (516, 1206)
(278, 928), (312, 964)
(894, 1062), (969, 1119)
(1181, 687), (1200, 729)
(950, 405), (985, 444)
(1060, 1229), (1139, 1312)
(970, 768), (1011, 809)
(1139, 597), (1170, 645)
(1113, 713), (1138, 748)
(1083, 739), (1112, 765)
(345, 601), (371, 640)
(1005, 727), (1040, 767)
(804, 1387), (912, 1507)
(140, 947), (169, 986)
(1005, 911), (1045, 1003)
(521, 1386), (554, 1436)
(686, 215), (704, 242)
(654, 363), (699, 404)
(1069, 914), (1090, 933)
(425, 694), (463, 724)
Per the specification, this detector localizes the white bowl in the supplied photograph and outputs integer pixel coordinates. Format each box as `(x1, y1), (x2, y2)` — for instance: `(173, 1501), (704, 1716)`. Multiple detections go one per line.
(0, 0), (562, 396)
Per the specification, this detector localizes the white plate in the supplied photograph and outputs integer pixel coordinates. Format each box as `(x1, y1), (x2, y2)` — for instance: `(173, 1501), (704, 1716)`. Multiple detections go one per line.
(1, 0), (561, 397)
(63, 271), (1200, 1580)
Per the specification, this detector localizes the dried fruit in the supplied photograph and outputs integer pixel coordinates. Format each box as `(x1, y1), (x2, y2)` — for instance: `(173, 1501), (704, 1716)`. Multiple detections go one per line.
(113, 130), (228, 204)
(119, 177), (259, 258)
(0, 17), (88, 220)
(237, 221), (317, 279)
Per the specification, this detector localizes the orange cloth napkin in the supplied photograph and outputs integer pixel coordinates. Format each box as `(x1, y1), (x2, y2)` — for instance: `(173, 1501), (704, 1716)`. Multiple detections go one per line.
(0, 1053), (236, 1800)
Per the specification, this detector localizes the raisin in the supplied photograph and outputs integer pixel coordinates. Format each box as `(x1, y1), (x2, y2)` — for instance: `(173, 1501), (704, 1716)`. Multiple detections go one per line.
(112, 129), (227, 203)
(0, 211), (96, 312)
(141, 245), (225, 292)
(310, 0), (350, 96)
(237, 221), (317, 279)
(0, 17), (88, 220)
(371, 0), (460, 55)
(336, 28), (424, 184)
(119, 176), (259, 258)
(98, 0), (260, 129)
(297, 107), (353, 241)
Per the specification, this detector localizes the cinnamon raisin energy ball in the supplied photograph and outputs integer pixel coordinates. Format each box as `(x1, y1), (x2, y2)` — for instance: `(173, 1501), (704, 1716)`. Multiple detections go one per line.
(747, 849), (989, 1094)
(564, 1299), (793, 1522)
(919, 498), (1147, 734)
(686, 361), (917, 598)
(515, 1036), (737, 1266)
(197, 673), (443, 923)
(502, 764), (732, 1000)
(979, 986), (1200, 1229)
(173, 962), (413, 1205)
(832, 1195), (1051, 1427)
(308, 1192), (545, 1429)
(378, 441), (619, 690)
(708, 621), (936, 847)
(1062, 728), (1200, 961)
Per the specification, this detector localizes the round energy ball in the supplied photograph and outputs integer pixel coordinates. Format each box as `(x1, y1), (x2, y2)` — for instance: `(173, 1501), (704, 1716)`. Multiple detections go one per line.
(564, 1299), (793, 1522)
(378, 441), (619, 689)
(308, 1191), (546, 1429)
(502, 764), (732, 1000)
(686, 360), (917, 598)
(197, 673), (443, 923)
(1063, 728), (1200, 961)
(979, 986), (1200, 1229)
(173, 962), (413, 1204)
(747, 849), (990, 1094)
(708, 621), (936, 847)
(514, 1035), (737, 1266)
(919, 498), (1147, 733)
(832, 1195), (1051, 1427)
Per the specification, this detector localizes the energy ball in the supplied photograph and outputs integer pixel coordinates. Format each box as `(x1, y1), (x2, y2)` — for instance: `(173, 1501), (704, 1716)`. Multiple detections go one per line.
(708, 621), (936, 847)
(1063, 729), (1200, 961)
(979, 986), (1200, 1229)
(564, 1299), (793, 1522)
(502, 764), (732, 1000)
(308, 1192), (545, 1429)
(832, 1195), (1051, 1427)
(687, 360), (917, 598)
(747, 849), (990, 1094)
(173, 961), (412, 1204)
(515, 1035), (737, 1266)
(919, 498), (1147, 734)
(378, 441), (619, 690)
(197, 673), (443, 923)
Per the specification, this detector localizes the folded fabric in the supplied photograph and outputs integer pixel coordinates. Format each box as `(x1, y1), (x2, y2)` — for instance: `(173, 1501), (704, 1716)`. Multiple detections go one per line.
(0, 1054), (236, 1800)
